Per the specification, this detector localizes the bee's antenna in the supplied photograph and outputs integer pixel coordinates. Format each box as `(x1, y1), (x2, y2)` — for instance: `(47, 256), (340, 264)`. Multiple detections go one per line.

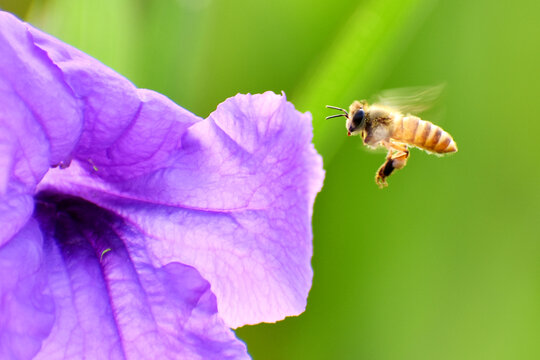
(325, 105), (349, 119)
(325, 114), (347, 120)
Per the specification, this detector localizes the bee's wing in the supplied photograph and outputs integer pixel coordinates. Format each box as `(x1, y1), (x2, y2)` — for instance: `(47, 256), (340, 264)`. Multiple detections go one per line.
(374, 84), (445, 114)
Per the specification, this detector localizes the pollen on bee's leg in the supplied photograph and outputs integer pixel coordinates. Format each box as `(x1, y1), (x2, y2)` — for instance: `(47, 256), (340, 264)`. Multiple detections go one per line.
(347, 131), (351, 136)
(374, 159), (393, 188)
(391, 158), (406, 170)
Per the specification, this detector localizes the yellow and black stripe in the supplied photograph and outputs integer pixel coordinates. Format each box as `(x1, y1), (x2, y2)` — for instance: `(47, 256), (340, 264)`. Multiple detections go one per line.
(392, 115), (457, 153)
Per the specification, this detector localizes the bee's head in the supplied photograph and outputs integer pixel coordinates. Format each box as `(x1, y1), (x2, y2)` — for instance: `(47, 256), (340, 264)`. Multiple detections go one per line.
(325, 100), (368, 137)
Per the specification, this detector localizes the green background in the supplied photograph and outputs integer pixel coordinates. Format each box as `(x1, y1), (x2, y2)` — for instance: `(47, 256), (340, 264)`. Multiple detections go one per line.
(3, 0), (539, 359)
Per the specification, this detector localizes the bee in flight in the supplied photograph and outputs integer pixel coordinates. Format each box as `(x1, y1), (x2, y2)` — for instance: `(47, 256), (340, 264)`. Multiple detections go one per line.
(326, 89), (457, 188)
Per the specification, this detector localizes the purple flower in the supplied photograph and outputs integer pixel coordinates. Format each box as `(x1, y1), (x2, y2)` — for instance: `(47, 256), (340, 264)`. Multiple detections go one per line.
(0, 10), (324, 360)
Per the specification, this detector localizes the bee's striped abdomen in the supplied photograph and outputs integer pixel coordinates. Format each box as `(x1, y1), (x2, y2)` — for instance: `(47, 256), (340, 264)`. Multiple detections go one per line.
(392, 115), (457, 154)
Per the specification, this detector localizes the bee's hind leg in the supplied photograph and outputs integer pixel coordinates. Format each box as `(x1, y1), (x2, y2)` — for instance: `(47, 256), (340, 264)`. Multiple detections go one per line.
(375, 142), (409, 188)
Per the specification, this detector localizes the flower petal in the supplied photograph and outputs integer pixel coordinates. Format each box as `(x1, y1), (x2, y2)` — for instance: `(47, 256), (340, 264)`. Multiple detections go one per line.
(33, 194), (249, 360)
(0, 219), (54, 359)
(0, 12), (84, 246)
(0, 11), (200, 243)
(1, 11), (201, 184)
(26, 21), (201, 178)
(0, 11), (82, 169)
(40, 92), (325, 328)
(1, 10), (324, 332)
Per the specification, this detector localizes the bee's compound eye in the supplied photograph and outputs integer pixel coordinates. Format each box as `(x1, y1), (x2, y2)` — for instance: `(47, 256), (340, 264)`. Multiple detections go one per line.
(352, 109), (365, 127)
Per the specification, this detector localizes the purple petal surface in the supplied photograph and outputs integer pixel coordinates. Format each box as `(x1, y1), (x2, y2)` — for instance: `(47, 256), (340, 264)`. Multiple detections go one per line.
(27, 24), (201, 180)
(0, 8), (324, 359)
(32, 195), (248, 359)
(0, 12), (80, 245)
(0, 220), (54, 359)
(40, 92), (324, 327)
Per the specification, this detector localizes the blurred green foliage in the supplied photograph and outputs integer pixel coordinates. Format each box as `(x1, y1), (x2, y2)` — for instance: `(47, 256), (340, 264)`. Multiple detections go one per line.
(3, 0), (539, 358)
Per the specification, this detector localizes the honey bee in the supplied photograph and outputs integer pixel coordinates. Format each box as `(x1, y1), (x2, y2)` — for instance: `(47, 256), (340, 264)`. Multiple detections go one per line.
(326, 94), (457, 188)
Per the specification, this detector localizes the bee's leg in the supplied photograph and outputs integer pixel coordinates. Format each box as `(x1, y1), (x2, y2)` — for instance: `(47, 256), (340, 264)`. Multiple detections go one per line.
(375, 142), (409, 188)
(375, 152), (393, 188)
